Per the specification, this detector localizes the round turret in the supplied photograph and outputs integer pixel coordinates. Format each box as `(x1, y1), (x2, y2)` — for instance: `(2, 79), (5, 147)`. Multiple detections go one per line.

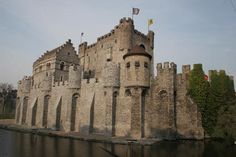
(123, 45), (152, 87)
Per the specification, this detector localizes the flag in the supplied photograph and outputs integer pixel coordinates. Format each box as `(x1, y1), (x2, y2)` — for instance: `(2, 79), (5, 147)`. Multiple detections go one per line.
(132, 8), (140, 15)
(148, 19), (153, 27)
(204, 75), (208, 81)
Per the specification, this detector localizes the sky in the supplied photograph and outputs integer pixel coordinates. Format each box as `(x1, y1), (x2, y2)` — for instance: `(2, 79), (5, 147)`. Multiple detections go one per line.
(0, 0), (236, 88)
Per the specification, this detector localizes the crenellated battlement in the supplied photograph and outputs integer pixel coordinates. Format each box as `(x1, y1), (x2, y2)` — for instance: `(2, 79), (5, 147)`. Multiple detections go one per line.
(208, 69), (230, 82)
(119, 17), (133, 25)
(176, 65), (191, 83)
(97, 31), (114, 42)
(34, 39), (74, 67)
(86, 43), (97, 50)
(134, 29), (148, 40)
(79, 42), (88, 48)
(182, 65), (191, 74)
(16, 17), (206, 140)
(18, 76), (32, 93)
(52, 80), (69, 87)
(156, 62), (177, 72)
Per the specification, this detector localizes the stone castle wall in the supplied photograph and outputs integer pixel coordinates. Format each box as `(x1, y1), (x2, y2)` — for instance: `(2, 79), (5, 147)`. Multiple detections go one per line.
(16, 17), (204, 140)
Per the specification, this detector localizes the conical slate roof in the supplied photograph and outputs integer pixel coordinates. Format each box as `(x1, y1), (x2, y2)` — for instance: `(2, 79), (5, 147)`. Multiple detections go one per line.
(123, 45), (152, 59)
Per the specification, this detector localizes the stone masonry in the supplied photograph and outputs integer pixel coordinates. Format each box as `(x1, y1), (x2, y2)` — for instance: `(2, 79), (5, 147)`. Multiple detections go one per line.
(16, 17), (204, 139)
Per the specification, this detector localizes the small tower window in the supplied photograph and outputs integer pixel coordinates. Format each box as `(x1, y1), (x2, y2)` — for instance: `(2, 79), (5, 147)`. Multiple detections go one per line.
(144, 62), (148, 68)
(126, 62), (130, 68)
(125, 89), (131, 96)
(46, 72), (48, 77)
(60, 76), (63, 81)
(60, 62), (65, 70)
(68, 52), (70, 56)
(46, 63), (51, 69)
(135, 61), (140, 68)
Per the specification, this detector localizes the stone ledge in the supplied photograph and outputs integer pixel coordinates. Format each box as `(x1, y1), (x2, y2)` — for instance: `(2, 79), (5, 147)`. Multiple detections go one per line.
(0, 119), (160, 145)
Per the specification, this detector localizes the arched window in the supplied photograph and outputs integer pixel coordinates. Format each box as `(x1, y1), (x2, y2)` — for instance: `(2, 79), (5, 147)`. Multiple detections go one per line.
(60, 62), (65, 70)
(139, 44), (146, 50)
(135, 61), (140, 68)
(126, 62), (130, 68)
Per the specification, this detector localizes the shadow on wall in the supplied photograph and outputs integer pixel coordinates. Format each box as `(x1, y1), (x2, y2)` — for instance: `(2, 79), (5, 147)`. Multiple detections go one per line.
(78, 125), (132, 138)
(150, 128), (177, 140)
(150, 128), (203, 140)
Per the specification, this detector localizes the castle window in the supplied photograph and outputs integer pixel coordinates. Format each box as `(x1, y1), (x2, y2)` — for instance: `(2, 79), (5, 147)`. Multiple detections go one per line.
(159, 90), (167, 99)
(39, 66), (42, 71)
(139, 44), (146, 50)
(144, 62), (148, 68)
(115, 39), (117, 43)
(125, 89), (131, 96)
(60, 62), (65, 70)
(135, 61), (140, 68)
(101, 44), (103, 48)
(68, 52), (70, 56)
(46, 63), (51, 69)
(60, 76), (63, 81)
(126, 62), (130, 68)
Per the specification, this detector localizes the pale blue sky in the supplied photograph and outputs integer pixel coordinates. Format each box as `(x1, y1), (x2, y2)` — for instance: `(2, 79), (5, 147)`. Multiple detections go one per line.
(0, 0), (236, 88)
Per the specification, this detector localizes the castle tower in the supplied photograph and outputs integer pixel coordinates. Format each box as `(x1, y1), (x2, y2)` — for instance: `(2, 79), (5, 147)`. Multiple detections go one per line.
(118, 17), (134, 50)
(123, 45), (152, 88)
(68, 65), (82, 88)
(123, 45), (152, 138)
(151, 62), (177, 139)
(16, 76), (32, 124)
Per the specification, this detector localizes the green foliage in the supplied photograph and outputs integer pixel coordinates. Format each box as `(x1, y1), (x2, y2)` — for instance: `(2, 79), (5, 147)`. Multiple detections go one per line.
(187, 64), (210, 133)
(0, 83), (16, 116)
(188, 65), (236, 139)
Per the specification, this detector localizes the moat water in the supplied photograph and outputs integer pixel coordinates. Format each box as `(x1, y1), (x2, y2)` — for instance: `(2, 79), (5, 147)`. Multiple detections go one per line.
(0, 129), (235, 157)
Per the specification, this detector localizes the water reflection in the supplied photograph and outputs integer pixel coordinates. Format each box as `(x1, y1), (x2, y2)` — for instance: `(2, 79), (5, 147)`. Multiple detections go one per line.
(0, 129), (235, 157)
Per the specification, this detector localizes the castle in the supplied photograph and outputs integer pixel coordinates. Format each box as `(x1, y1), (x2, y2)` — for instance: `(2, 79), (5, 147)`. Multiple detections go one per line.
(15, 18), (204, 139)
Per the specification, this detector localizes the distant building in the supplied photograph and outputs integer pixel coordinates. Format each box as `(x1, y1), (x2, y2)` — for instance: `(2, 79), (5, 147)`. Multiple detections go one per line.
(16, 18), (204, 139)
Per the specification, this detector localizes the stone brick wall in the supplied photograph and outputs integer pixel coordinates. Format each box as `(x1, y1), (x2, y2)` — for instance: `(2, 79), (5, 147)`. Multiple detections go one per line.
(16, 17), (204, 140)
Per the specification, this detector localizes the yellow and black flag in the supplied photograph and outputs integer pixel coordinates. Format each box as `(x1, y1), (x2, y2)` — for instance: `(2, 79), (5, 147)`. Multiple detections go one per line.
(148, 19), (153, 27)
(148, 19), (154, 31)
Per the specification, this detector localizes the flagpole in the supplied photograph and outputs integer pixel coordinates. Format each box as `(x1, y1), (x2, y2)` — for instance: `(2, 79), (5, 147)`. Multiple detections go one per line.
(80, 33), (83, 44)
(131, 8), (133, 20)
